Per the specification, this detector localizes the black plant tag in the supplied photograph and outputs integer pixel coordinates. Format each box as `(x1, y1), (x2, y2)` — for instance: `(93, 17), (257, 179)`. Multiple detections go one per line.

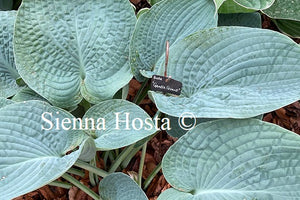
(151, 75), (182, 96)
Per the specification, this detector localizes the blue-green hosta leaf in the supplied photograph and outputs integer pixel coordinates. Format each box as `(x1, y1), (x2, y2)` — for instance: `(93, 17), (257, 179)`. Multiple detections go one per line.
(218, 13), (262, 28)
(0, 101), (87, 199)
(159, 119), (300, 200)
(158, 188), (194, 200)
(273, 19), (300, 38)
(166, 114), (263, 138)
(0, 0), (13, 10)
(78, 137), (96, 162)
(233, 0), (275, 10)
(262, 0), (300, 21)
(215, 0), (274, 10)
(0, 11), (22, 98)
(149, 27), (300, 118)
(14, 0), (136, 108)
(148, 0), (164, 5)
(12, 87), (48, 102)
(83, 99), (156, 150)
(130, 0), (217, 81)
(99, 172), (148, 200)
(0, 97), (13, 109)
(218, 0), (255, 13)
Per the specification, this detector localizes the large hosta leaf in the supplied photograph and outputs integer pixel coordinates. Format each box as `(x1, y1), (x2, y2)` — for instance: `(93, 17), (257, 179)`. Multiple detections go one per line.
(273, 19), (300, 38)
(83, 99), (156, 150)
(0, 101), (86, 199)
(99, 172), (148, 200)
(0, 11), (22, 98)
(149, 27), (300, 118)
(159, 119), (300, 200)
(14, 0), (136, 108)
(262, 0), (300, 21)
(130, 0), (217, 81)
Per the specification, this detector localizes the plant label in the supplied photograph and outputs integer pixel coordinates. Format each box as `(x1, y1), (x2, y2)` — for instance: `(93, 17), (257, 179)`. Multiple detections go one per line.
(151, 75), (182, 96)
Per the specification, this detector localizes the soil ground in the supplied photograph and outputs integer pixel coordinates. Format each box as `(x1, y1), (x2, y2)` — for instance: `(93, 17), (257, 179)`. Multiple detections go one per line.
(13, 0), (300, 199)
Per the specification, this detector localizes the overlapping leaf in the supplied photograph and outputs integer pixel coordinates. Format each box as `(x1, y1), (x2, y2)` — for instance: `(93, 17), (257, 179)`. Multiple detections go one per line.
(14, 0), (136, 108)
(263, 0), (300, 21)
(149, 27), (300, 118)
(0, 101), (86, 199)
(148, 0), (164, 5)
(83, 99), (156, 150)
(159, 119), (300, 199)
(0, 11), (22, 98)
(130, 0), (217, 81)
(233, 0), (275, 10)
(78, 137), (96, 162)
(273, 19), (300, 38)
(12, 87), (47, 102)
(215, 0), (274, 10)
(218, 0), (255, 13)
(99, 173), (148, 200)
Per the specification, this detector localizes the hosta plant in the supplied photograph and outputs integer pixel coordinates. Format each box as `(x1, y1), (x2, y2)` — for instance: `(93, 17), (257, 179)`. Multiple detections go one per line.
(0, 0), (299, 200)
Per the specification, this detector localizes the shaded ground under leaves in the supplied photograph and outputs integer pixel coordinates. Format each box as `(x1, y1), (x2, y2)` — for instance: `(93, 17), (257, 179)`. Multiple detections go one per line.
(13, 0), (300, 199)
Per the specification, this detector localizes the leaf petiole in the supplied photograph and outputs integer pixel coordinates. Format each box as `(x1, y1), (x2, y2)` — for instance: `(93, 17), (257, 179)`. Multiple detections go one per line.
(67, 167), (85, 177)
(62, 173), (100, 200)
(138, 142), (148, 187)
(48, 180), (72, 189)
(74, 160), (108, 178)
(109, 144), (136, 173)
(143, 162), (162, 190)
